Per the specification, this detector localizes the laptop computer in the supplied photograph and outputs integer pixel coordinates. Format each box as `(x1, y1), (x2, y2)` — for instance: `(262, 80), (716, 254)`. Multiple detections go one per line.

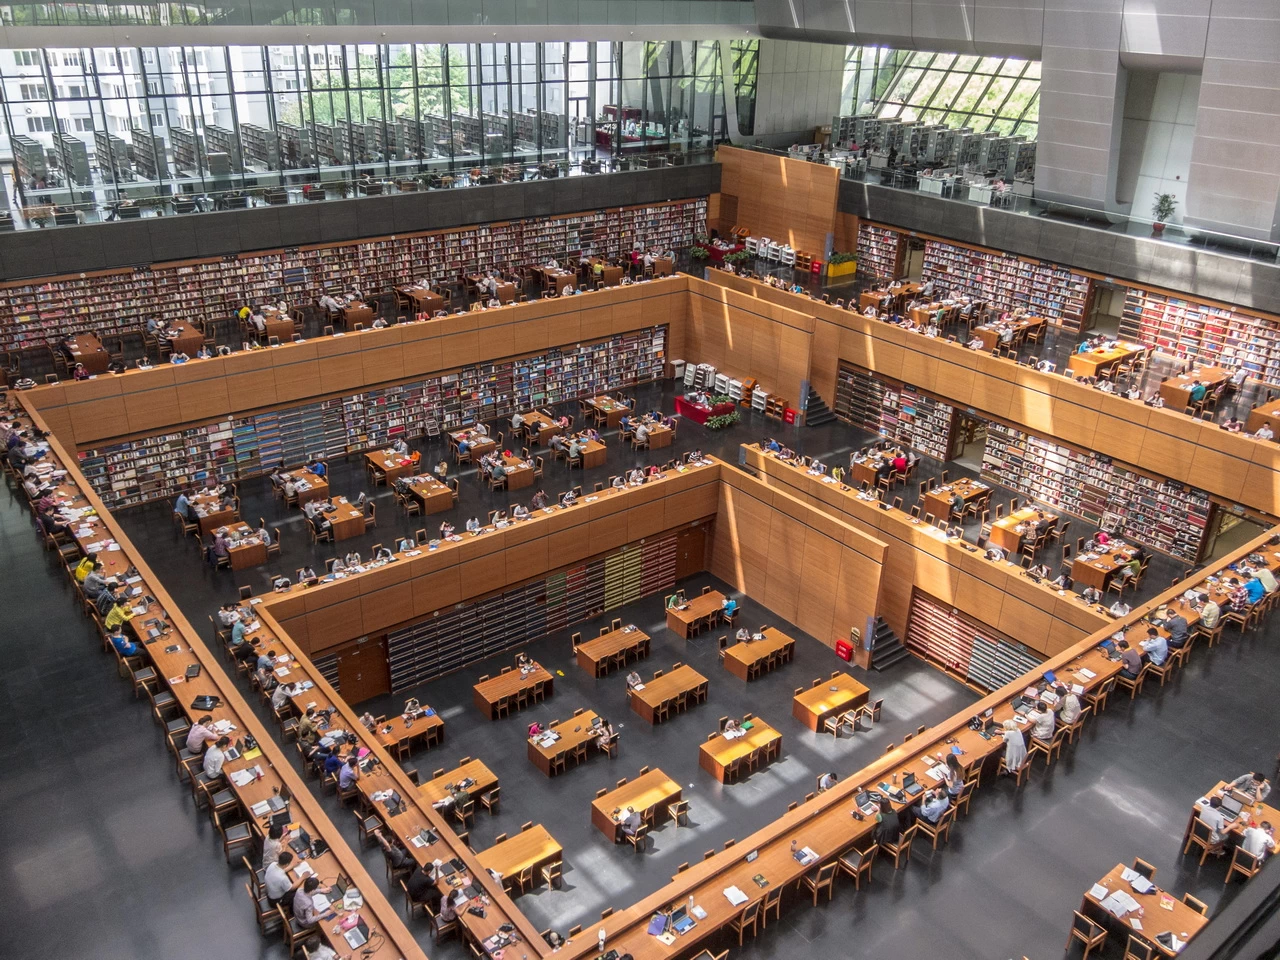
(288, 828), (312, 855)
(671, 905), (696, 934)
(1221, 794), (1244, 817)
(902, 772), (924, 797)
(342, 920), (370, 949)
(854, 790), (879, 816)
(1011, 696), (1032, 715)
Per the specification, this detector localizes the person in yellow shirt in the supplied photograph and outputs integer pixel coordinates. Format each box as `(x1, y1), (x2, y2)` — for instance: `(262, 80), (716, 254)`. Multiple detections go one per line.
(104, 598), (134, 630)
(74, 555), (95, 583)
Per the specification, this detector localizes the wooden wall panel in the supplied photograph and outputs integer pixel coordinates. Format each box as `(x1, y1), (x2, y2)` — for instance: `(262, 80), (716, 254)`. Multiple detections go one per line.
(716, 146), (838, 256)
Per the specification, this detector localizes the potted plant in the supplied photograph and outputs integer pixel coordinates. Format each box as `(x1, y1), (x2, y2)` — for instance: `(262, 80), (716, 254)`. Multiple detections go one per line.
(827, 250), (858, 279)
(1151, 192), (1177, 235)
(690, 246), (709, 262)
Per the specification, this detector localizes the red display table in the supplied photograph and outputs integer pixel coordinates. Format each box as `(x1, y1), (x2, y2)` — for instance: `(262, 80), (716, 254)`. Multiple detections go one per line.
(674, 397), (736, 424)
(694, 242), (744, 264)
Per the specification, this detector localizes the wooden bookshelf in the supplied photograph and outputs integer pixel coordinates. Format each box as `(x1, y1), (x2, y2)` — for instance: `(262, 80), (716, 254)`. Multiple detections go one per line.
(905, 590), (1044, 692)
(388, 534), (677, 690)
(0, 198), (705, 351)
(833, 362), (956, 460)
(855, 223), (902, 281)
(981, 421), (1214, 562)
(77, 326), (667, 509)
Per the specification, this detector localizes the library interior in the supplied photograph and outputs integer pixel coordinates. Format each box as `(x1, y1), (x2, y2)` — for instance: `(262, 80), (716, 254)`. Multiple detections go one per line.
(6, 5), (1280, 960)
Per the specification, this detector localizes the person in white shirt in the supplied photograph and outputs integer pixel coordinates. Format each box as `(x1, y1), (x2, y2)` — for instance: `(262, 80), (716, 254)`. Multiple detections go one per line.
(1257, 424), (1275, 440)
(511, 411), (525, 431)
(1242, 821), (1274, 861)
(204, 736), (230, 778)
(1109, 600), (1131, 617)
(271, 681), (298, 712)
(391, 437), (409, 455)
(633, 421), (650, 443)
(1055, 685), (1081, 725)
(1198, 796), (1230, 847)
(318, 294), (342, 315)
(818, 772), (838, 791)
(512, 504), (529, 521)
(1026, 702), (1055, 741)
(265, 850), (302, 905)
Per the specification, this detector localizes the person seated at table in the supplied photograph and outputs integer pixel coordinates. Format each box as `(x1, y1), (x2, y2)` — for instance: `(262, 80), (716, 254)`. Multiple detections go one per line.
(1049, 572), (1073, 591)
(1108, 598), (1131, 617)
(608, 474), (626, 491)
(1096, 379), (1114, 393)
(984, 545), (1005, 562)
(623, 668), (645, 691)
(966, 335), (985, 350)
(924, 320), (940, 338)
(433, 518), (454, 540)
(1188, 380), (1208, 404)
(1221, 416), (1245, 433)
(594, 719), (615, 751)
(69, 361), (91, 382)
(1027, 563), (1052, 579)
(1081, 584), (1103, 605)
(723, 718), (742, 736)
(632, 420), (651, 444)
(1243, 821), (1275, 862)
(1144, 393), (1166, 408)
(560, 489), (578, 508)
(1226, 771), (1272, 802)
(530, 490), (549, 510)
(505, 502), (529, 523)
(874, 797), (906, 845)
(105, 623), (142, 659)
(307, 458), (327, 478)
(368, 543), (393, 563)
(1244, 571), (1267, 604)
(1198, 796), (1231, 853)
(292, 877), (329, 929)
(1115, 638), (1143, 680)
(488, 459), (507, 483)
(465, 517), (482, 534)
(208, 531), (231, 566)
(549, 433), (569, 456)
(387, 436), (409, 456)
(618, 806), (643, 838)
(1025, 700), (1054, 742)
(818, 771), (838, 792)
(917, 787), (950, 825)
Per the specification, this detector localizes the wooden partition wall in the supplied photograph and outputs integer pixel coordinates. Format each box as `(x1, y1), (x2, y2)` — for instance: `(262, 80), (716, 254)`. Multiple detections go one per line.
(261, 459), (887, 658)
(690, 272), (1280, 518)
(741, 444), (1107, 649)
(24, 277), (688, 448)
(715, 146), (838, 256)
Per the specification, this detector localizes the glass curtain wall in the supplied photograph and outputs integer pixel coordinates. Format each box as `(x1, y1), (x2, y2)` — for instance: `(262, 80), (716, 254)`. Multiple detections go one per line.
(841, 46), (1039, 139)
(0, 40), (727, 214)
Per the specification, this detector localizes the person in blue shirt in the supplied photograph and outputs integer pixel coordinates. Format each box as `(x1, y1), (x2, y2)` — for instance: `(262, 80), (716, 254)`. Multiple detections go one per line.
(308, 459), (327, 477)
(457, 438), (471, 456)
(918, 788), (950, 825)
(108, 625), (141, 658)
(1245, 574), (1266, 604)
(173, 490), (192, 520)
(721, 597), (737, 618)
(1139, 627), (1168, 666)
(1188, 381), (1207, 403)
(765, 438), (781, 453)
(323, 751), (345, 777)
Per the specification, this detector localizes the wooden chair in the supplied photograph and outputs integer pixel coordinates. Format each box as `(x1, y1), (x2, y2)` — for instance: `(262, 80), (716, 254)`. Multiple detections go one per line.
(1181, 816), (1220, 865)
(1122, 934), (1155, 960)
(1227, 845), (1263, 883)
(1064, 910), (1107, 959)
(1182, 893), (1208, 916)
(915, 805), (956, 849)
(625, 823), (649, 853)
(729, 900), (761, 945)
(799, 860), (839, 904)
(838, 844), (876, 889)
(541, 859), (563, 889)
(881, 823), (917, 868)
(1131, 857), (1156, 880)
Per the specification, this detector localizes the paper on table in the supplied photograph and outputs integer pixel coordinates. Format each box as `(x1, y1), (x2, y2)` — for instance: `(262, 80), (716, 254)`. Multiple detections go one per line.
(723, 886), (749, 906)
(1079, 668), (1097, 679)
(1089, 883), (1109, 900)
(1130, 918), (1143, 931)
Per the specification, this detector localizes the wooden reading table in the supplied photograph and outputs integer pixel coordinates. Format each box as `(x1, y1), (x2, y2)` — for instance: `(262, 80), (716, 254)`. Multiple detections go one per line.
(373, 707), (445, 754)
(400, 285), (444, 315)
(641, 421), (674, 449)
(1247, 399), (1280, 437)
(191, 490), (235, 535)
(164, 320), (205, 356)
(666, 590), (724, 638)
(988, 507), (1055, 554)
(472, 665), (553, 720)
(476, 824), (562, 891)
(528, 710), (601, 776)
(973, 315), (1044, 351)
(366, 450), (418, 483)
(923, 477), (990, 522)
(721, 627), (794, 681)
(419, 759), (499, 805)
(340, 301), (375, 328)
(285, 469), (329, 507)
(792, 673), (870, 731)
(521, 411), (562, 445)
(1072, 544), (1140, 592)
(588, 395), (632, 428)
(501, 454), (534, 490)
(64, 334), (110, 374)
(408, 475), (453, 514)
(1067, 341), (1145, 378)
(1081, 863), (1208, 956)
(220, 523), (267, 571)
(629, 665), (708, 724)
(699, 719), (782, 782)
(591, 769), (681, 841)
(326, 498), (366, 541)
(450, 428), (497, 459)
(1195, 780), (1280, 848)
(1159, 365), (1230, 409)
(576, 625), (650, 677)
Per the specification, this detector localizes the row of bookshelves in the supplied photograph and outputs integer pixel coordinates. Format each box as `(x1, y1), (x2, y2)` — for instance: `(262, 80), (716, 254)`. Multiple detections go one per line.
(386, 535), (678, 691)
(833, 362), (956, 460)
(1117, 287), (1280, 385)
(905, 590), (1044, 691)
(920, 239), (1092, 331)
(980, 421), (1213, 562)
(855, 223), (902, 281)
(77, 326), (667, 509)
(0, 198), (706, 351)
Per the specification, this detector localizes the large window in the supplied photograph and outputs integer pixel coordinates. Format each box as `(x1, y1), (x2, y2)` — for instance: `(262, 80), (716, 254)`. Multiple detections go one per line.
(0, 41), (727, 216)
(842, 46), (1039, 140)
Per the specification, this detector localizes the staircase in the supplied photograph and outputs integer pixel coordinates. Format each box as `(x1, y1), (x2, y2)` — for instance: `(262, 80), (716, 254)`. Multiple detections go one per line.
(804, 387), (837, 427)
(868, 617), (911, 671)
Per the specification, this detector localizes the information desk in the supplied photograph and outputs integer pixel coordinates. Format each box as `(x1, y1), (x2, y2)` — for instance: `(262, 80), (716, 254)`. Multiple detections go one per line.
(1072, 545), (1140, 592)
(699, 720), (781, 782)
(191, 490), (235, 535)
(576, 625), (650, 677)
(285, 469), (329, 507)
(476, 825), (562, 891)
(591, 769), (682, 841)
(721, 627), (794, 681)
(988, 507), (1055, 554)
(64, 333), (109, 374)
(1246, 399), (1280, 437)
(629, 664), (708, 724)
(528, 710), (602, 776)
(923, 477), (990, 522)
(165, 319), (205, 356)
(326, 498), (366, 541)
(521, 411), (562, 445)
(221, 523), (267, 571)
(366, 450), (418, 483)
(674, 396), (736, 425)
(473, 665), (553, 720)
(418, 759), (498, 805)
(665, 590), (724, 638)
(588, 395), (632, 428)
(1159, 365), (1230, 408)
(1066, 341), (1145, 378)
(1081, 863), (1208, 956)
(792, 673), (870, 731)
(408, 475), (453, 514)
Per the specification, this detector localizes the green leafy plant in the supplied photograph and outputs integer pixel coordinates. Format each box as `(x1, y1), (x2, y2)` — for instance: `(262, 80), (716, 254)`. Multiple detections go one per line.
(709, 394), (735, 406)
(690, 246), (709, 261)
(1152, 192), (1177, 223)
(706, 410), (741, 430)
(724, 250), (752, 265)
(693, 233), (710, 246)
(828, 250), (857, 265)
